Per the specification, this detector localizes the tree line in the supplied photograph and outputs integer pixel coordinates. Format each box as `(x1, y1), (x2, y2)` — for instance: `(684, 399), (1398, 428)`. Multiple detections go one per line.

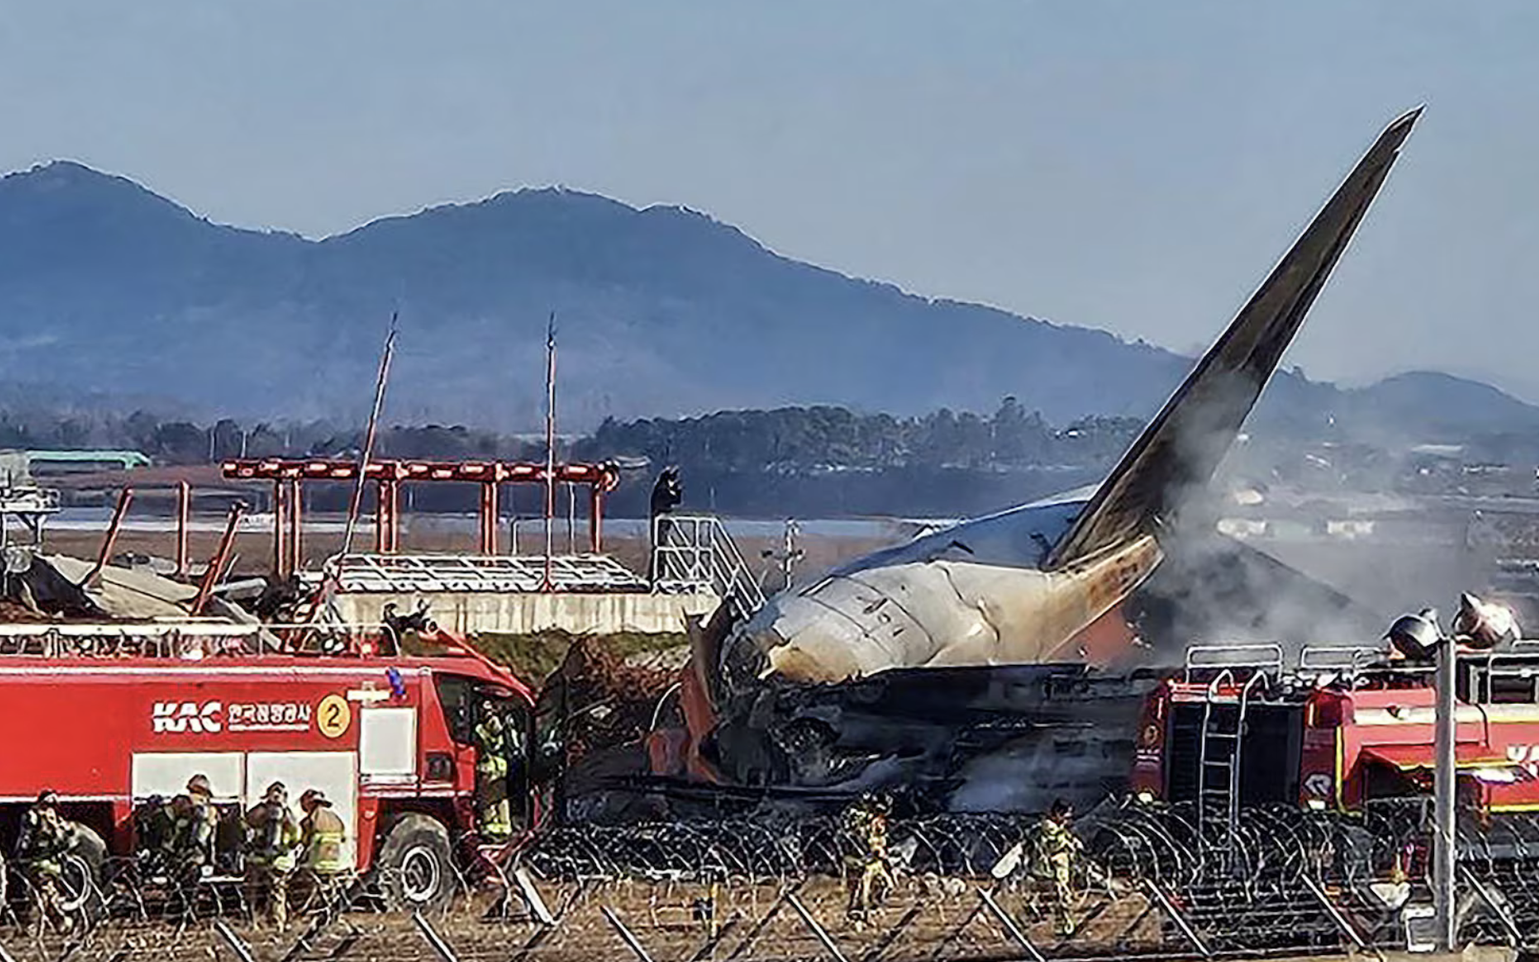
(0, 399), (1145, 474)
(571, 398), (1142, 472)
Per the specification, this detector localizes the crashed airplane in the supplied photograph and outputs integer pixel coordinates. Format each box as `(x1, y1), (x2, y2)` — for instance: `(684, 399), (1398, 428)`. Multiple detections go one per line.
(654, 108), (1422, 810)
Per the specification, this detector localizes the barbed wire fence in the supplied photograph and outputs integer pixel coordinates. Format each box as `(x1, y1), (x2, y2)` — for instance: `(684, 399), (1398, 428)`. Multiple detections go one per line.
(1, 804), (1536, 961)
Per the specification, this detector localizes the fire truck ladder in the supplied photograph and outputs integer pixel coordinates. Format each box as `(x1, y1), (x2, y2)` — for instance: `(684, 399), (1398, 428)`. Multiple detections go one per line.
(1196, 668), (1267, 869)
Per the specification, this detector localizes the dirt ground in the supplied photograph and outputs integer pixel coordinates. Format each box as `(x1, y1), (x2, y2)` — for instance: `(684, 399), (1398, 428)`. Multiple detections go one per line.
(24, 871), (1493, 962)
(8, 875), (1176, 962)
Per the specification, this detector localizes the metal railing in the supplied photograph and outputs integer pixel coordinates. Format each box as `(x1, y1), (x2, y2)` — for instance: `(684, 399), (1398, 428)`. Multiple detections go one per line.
(1182, 644), (1285, 684)
(0, 620), (435, 661)
(651, 514), (765, 621)
(0, 484), (60, 515)
(1297, 645), (1386, 674)
(315, 552), (648, 594)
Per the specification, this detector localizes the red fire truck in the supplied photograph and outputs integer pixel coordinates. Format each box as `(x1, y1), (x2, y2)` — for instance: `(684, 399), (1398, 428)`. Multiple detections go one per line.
(0, 621), (536, 909)
(1130, 640), (1539, 823)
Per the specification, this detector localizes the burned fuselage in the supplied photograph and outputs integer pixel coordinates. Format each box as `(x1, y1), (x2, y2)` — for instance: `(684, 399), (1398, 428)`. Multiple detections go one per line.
(706, 657), (1159, 813)
(721, 493), (1158, 688)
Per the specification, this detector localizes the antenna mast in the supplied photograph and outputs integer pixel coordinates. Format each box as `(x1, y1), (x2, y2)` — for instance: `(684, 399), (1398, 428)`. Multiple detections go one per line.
(543, 312), (557, 591)
(342, 316), (398, 557)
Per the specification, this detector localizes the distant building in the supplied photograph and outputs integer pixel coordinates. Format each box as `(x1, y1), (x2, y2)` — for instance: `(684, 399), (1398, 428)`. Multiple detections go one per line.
(1, 449), (152, 476)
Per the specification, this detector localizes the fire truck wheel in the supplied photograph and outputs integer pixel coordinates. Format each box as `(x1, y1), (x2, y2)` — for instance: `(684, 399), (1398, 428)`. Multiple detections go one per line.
(376, 814), (455, 910)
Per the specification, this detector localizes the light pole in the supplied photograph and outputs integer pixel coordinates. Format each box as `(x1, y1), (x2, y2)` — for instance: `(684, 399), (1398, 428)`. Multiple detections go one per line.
(1433, 624), (1457, 952)
(1386, 607), (1457, 953)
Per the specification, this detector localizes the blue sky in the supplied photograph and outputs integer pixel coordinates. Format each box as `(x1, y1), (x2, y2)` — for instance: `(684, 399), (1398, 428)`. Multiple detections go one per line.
(2, 2), (1536, 398)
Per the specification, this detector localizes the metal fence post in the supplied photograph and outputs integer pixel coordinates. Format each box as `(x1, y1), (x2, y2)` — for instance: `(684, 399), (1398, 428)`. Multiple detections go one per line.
(787, 894), (850, 962)
(862, 903), (922, 962)
(514, 867), (556, 926)
(214, 919), (259, 962)
(412, 910), (462, 962)
(977, 889), (1045, 962)
(725, 881), (801, 962)
(602, 906), (657, 962)
(1434, 631), (1458, 953)
(1299, 873), (1370, 951)
(1142, 879), (1212, 958)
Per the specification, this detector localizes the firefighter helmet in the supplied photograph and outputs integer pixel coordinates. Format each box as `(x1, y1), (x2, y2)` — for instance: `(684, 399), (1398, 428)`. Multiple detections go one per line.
(300, 789), (333, 811)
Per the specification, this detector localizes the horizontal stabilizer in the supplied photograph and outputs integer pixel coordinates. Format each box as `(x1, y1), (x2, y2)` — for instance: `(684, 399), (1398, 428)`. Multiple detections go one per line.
(1046, 107), (1421, 569)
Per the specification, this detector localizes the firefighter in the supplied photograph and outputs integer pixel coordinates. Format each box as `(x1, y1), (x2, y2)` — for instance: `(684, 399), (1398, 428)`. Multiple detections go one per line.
(166, 795), (198, 874)
(1036, 798), (1083, 936)
(648, 466), (683, 583)
(474, 700), (513, 840)
(15, 789), (77, 932)
(299, 788), (349, 901)
(134, 794), (179, 877)
(842, 792), (895, 920)
(175, 775), (219, 879)
(244, 781), (301, 931)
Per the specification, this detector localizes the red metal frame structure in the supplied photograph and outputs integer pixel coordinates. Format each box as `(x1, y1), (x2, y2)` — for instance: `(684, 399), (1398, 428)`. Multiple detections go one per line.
(191, 502), (245, 615)
(175, 480), (192, 578)
(221, 458), (622, 579)
(83, 487), (134, 587)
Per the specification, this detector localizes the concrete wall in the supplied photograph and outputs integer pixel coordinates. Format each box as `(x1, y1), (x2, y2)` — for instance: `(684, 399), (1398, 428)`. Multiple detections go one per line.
(333, 589), (719, 636)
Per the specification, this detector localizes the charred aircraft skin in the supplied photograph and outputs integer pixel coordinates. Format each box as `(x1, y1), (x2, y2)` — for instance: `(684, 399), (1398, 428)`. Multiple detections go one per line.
(705, 108), (1423, 800)
(707, 662), (1159, 812)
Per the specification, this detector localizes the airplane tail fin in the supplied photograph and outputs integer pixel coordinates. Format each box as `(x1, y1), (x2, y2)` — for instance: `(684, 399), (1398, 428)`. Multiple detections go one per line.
(1045, 107), (1421, 570)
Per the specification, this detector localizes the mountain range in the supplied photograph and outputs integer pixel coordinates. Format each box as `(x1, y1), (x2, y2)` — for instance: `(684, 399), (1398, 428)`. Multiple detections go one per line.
(0, 159), (1534, 441)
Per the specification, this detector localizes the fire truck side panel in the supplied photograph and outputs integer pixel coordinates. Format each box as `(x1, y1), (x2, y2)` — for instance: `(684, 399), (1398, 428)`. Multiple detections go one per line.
(130, 752), (246, 801)
(0, 660), (515, 871)
(1338, 691), (1492, 810)
(1298, 687), (1539, 812)
(0, 672), (144, 802)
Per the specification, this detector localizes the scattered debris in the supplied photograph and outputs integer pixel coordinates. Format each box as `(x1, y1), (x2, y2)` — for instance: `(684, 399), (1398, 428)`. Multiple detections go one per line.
(543, 635), (679, 764)
(10, 553), (250, 622)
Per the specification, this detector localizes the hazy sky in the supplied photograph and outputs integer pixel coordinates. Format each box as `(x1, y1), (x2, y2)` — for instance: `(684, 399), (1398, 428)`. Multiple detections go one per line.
(2, 2), (1536, 398)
